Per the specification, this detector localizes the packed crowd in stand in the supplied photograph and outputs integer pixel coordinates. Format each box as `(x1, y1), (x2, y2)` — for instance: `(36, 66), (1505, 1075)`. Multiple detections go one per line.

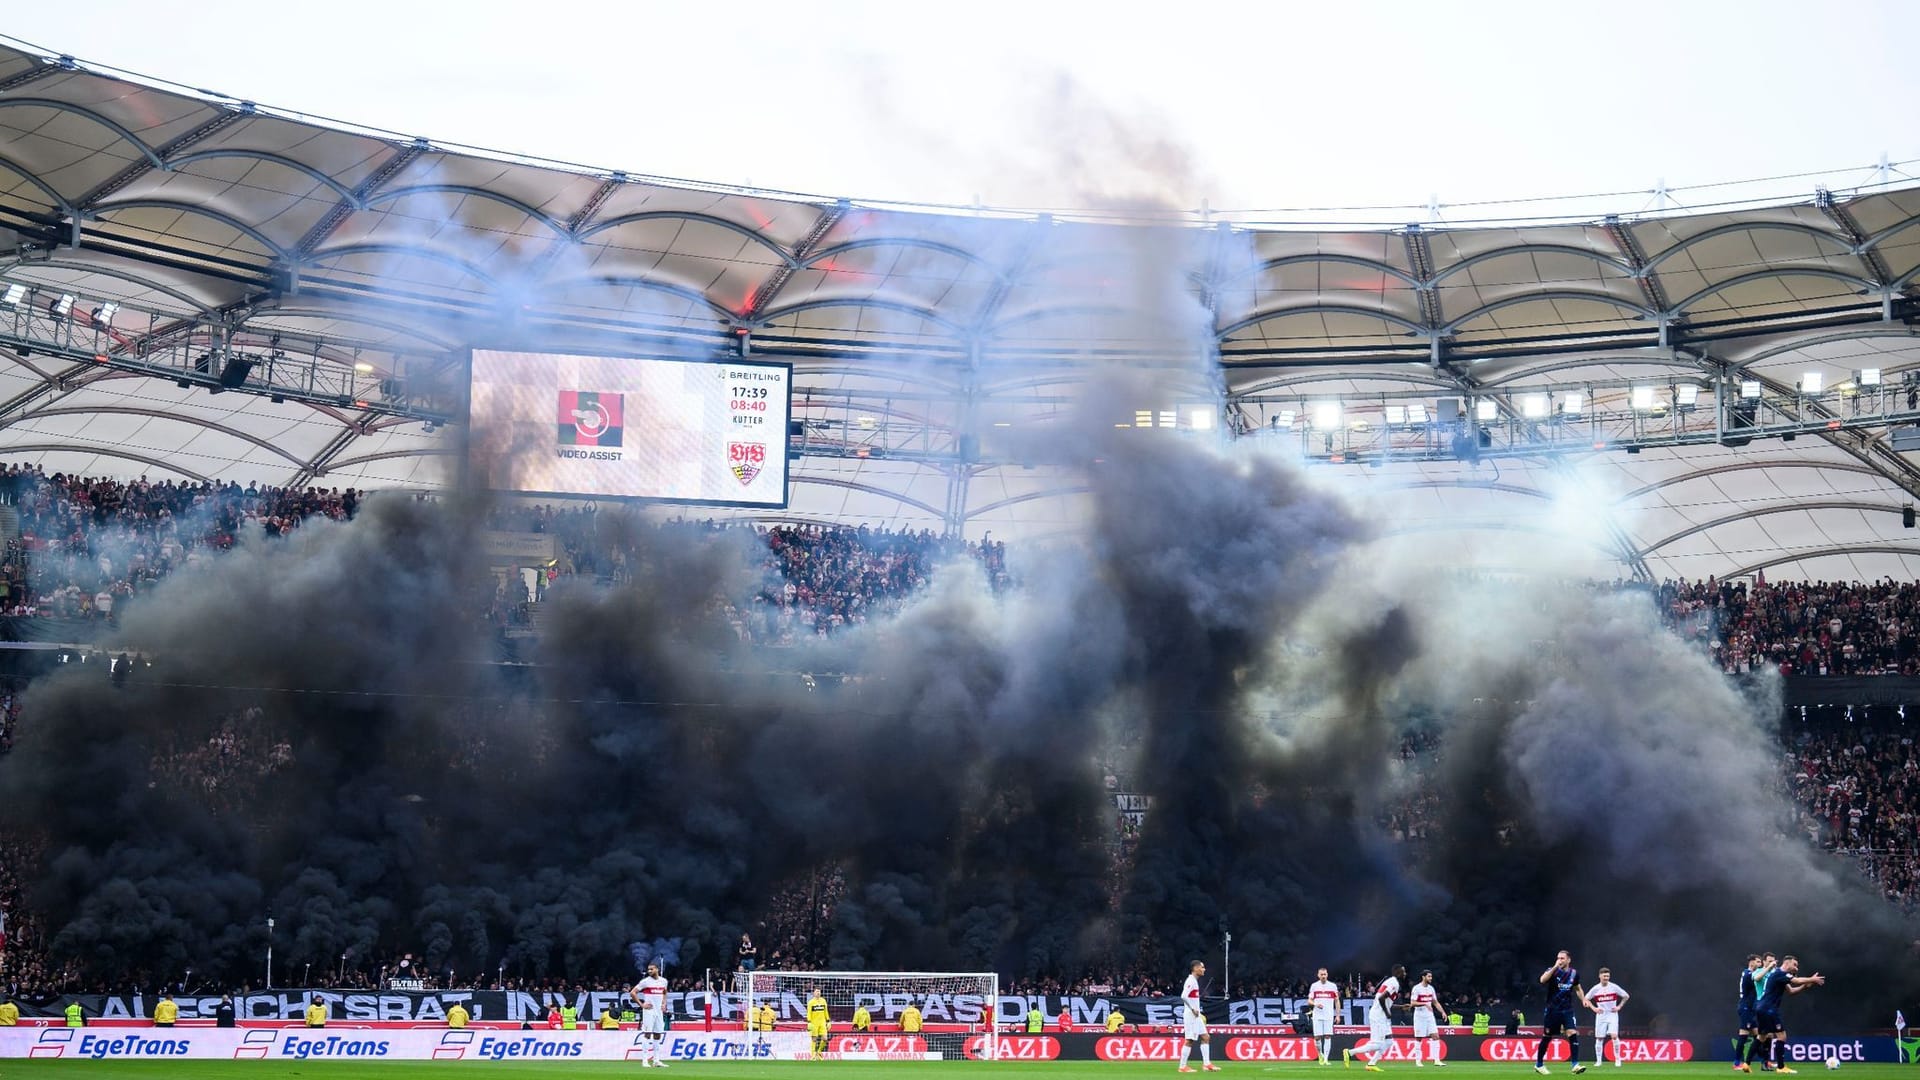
(1645, 575), (1920, 675)
(0, 465), (358, 620)
(483, 504), (1011, 642)
(1784, 726), (1920, 912)
(4, 466), (1912, 675)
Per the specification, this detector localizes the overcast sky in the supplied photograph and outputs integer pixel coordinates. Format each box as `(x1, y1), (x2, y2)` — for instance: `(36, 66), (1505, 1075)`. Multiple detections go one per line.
(5, 0), (1916, 220)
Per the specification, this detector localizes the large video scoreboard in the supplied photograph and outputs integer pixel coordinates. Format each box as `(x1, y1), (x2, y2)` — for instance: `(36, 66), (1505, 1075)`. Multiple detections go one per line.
(467, 349), (791, 507)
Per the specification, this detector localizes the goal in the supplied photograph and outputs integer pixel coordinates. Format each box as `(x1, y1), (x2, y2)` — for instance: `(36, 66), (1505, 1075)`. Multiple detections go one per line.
(733, 969), (1000, 1061)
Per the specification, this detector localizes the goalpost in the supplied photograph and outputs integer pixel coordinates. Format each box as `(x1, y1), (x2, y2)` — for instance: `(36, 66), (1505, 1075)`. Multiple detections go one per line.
(734, 970), (1000, 1061)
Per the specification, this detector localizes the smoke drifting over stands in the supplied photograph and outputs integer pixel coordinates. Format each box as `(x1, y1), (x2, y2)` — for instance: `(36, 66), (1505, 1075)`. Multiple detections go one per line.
(0, 168), (1916, 1029)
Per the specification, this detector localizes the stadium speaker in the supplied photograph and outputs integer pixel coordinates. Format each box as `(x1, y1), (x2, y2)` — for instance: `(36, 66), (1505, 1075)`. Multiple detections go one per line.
(1724, 401), (1756, 447)
(787, 420), (805, 438)
(1449, 431), (1479, 464)
(1905, 504), (1915, 529)
(218, 355), (255, 389)
(958, 434), (979, 462)
(1437, 398), (1461, 424)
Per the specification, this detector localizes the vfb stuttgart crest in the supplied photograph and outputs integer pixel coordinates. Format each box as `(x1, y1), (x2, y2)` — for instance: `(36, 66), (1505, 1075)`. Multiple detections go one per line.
(729, 442), (766, 486)
(557, 390), (623, 447)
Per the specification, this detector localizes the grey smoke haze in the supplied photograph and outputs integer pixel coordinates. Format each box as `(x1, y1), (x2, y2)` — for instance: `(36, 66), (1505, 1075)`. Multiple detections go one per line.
(0, 83), (1912, 1037)
(1357, 569), (1920, 1024)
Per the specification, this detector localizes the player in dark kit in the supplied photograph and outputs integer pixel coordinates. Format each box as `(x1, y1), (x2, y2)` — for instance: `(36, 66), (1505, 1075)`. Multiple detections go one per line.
(1536, 950), (1589, 1075)
(1733, 954), (1762, 1073)
(1751, 956), (1825, 1074)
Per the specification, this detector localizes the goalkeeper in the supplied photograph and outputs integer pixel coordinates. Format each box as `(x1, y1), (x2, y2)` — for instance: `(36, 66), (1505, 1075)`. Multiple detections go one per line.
(807, 985), (830, 1061)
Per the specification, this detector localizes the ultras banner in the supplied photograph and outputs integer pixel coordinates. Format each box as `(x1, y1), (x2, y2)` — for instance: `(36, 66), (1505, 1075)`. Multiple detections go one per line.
(14, 989), (1379, 1027)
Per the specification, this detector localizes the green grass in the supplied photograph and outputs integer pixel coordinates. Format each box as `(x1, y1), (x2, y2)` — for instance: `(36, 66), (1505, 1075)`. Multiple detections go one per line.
(0, 1065), (1910, 1080)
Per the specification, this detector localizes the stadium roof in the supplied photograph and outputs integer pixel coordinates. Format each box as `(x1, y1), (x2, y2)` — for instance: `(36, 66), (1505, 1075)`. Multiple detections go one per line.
(5, 37), (1920, 582)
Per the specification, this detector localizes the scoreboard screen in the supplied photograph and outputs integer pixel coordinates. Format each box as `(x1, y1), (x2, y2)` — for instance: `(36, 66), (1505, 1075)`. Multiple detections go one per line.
(466, 349), (791, 507)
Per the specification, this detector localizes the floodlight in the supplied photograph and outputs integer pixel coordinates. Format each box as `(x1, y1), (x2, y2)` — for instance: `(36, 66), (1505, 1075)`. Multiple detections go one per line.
(1, 283), (23, 307)
(1157, 410), (1175, 428)
(1134, 410), (1152, 427)
(1800, 371), (1824, 394)
(1276, 409), (1297, 430)
(355, 361), (376, 374)
(1561, 392), (1584, 416)
(1521, 394), (1549, 419)
(1476, 399), (1498, 421)
(1384, 404), (1407, 425)
(1741, 379), (1763, 400)
(1311, 401), (1342, 430)
(1631, 385), (1656, 409)
(1185, 407), (1214, 430)
(1407, 403), (1429, 423)
(1856, 368), (1883, 387)
(50, 293), (73, 318)
(1675, 384), (1699, 407)
(90, 302), (118, 324)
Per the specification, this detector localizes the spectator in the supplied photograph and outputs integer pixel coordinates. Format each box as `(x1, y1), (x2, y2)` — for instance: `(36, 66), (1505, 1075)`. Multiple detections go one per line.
(1627, 575), (1920, 677)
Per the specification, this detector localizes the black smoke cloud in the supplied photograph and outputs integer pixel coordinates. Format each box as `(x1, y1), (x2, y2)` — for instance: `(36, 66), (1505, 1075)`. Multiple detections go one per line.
(0, 373), (1427, 994)
(4, 390), (1917, 1021)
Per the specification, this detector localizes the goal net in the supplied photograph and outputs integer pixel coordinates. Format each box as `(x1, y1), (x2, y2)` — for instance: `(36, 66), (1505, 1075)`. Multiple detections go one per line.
(733, 969), (999, 1061)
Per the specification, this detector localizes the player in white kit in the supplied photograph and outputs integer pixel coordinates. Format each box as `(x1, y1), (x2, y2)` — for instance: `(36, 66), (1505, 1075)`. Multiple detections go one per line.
(1308, 967), (1342, 1065)
(1345, 965), (1405, 1072)
(1408, 971), (1447, 1067)
(1585, 969), (1630, 1067)
(630, 962), (671, 1068)
(1178, 959), (1220, 1073)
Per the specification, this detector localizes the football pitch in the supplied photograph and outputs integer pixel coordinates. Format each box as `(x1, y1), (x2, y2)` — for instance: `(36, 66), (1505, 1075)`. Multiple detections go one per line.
(0, 1064), (1905, 1080)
